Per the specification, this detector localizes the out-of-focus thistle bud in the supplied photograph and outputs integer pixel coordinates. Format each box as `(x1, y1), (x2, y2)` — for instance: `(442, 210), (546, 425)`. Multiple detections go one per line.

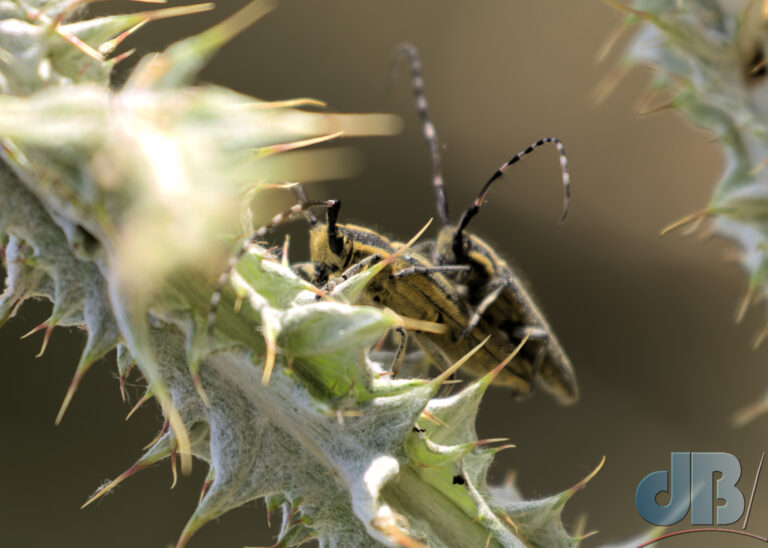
(605, 0), (768, 426)
(0, 1), (600, 546)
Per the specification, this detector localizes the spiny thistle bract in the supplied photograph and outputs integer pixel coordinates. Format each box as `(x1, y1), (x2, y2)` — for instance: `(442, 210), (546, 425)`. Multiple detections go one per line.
(604, 0), (768, 425)
(0, 1), (599, 546)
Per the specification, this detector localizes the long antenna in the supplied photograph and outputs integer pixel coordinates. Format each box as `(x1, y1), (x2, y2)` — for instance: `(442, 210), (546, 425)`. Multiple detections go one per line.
(289, 183), (318, 225)
(391, 42), (449, 226)
(456, 137), (571, 238)
(207, 200), (336, 337)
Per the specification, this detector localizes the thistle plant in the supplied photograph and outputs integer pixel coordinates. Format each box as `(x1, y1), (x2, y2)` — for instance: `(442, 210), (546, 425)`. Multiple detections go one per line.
(0, 1), (600, 546)
(604, 0), (768, 424)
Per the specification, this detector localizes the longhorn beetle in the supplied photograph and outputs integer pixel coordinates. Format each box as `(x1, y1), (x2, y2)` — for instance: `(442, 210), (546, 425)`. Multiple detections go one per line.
(207, 46), (577, 402)
(392, 42), (578, 404)
(210, 192), (540, 395)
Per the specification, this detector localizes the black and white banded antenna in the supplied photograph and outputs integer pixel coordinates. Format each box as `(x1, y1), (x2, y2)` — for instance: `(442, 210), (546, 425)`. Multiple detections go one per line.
(456, 137), (571, 239)
(391, 42), (449, 227)
(207, 200), (337, 338)
(289, 183), (318, 225)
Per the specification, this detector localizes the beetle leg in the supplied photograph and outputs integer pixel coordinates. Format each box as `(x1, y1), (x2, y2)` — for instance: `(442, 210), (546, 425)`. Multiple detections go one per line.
(511, 325), (549, 341)
(530, 343), (548, 396)
(460, 280), (509, 337)
(322, 253), (382, 294)
(371, 348), (429, 377)
(341, 253), (382, 280)
(390, 265), (470, 278)
(392, 327), (407, 377)
(513, 343), (546, 401)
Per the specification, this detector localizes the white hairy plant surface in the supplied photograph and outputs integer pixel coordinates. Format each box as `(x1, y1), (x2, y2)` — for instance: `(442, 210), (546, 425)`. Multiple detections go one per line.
(0, 1), (603, 546)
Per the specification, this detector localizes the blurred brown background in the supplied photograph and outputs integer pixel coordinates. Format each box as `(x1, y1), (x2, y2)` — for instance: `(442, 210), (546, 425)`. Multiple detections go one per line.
(1, 1), (764, 547)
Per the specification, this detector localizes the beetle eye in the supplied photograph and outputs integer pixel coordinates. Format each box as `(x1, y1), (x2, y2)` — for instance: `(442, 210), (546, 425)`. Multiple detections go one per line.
(315, 263), (329, 285)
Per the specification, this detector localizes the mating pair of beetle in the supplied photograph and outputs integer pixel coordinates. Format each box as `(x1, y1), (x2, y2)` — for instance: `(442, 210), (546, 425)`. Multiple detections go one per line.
(209, 43), (578, 405)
